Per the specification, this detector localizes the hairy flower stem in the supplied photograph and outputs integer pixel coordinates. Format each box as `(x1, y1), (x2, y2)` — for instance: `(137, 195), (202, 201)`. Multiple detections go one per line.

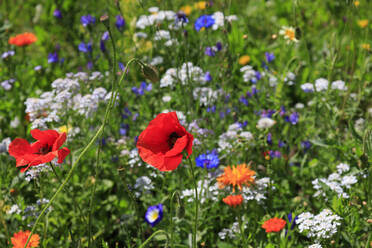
(23, 58), (140, 248)
(187, 156), (199, 248)
(237, 207), (248, 247)
(138, 230), (169, 248)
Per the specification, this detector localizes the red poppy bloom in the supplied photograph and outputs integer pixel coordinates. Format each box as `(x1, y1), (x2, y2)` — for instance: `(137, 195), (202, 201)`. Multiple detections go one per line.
(8, 129), (70, 172)
(11, 230), (40, 248)
(8, 32), (37, 46)
(136, 112), (193, 171)
(262, 217), (286, 233)
(222, 194), (243, 207)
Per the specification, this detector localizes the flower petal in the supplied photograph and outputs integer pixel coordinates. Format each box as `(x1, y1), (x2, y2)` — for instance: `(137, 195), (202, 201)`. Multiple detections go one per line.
(53, 132), (67, 151)
(8, 138), (32, 157)
(57, 147), (70, 163)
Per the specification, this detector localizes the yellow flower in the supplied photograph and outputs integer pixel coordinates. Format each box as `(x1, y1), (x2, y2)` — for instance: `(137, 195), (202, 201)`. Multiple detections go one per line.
(238, 55), (251, 65)
(217, 164), (256, 192)
(361, 43), (370, 50)
(279, 26), (298, 43)
(358, 19), (368, 28)
(59, 125), (72, 134)
(354, 1), (360, 7)
(194, 1), (208, 10)
(180, 5), (192, 16)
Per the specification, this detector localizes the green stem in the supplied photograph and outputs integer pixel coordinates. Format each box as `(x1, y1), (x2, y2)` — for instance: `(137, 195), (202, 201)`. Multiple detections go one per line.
(169, 191), (180, 247)
(187, 156), (198, 248)
(138, 230), (169, 248)
(23, 58), (140, 248)
(237, 207), (247, 247)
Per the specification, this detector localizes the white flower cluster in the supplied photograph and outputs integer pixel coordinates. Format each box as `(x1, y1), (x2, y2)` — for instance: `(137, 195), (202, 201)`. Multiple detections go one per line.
(193, 87), (221, 106)
(242, 177), (272, 204)
(133, 176), (154, 197)
(0, 137), (11, 153)
(154, 30), (178, 46)
(297, 209), (342, 240)
(180, 178), (219, 204)
(256, 117), (276, 129)
(301, 78), (347, 93)
(7, 204), (21, 215)
(25, 73), (113, 129)
(160, 62), (206, 88)
(211, 12), (238, 30)
(218, 218), (246, 240)
(308, 244), (322, 248)
(240, 66), (256, 82)
(136, 9), (177, 29)
(312, 163), (357, 199)
(218, 123), (254, 153)
(1, 78), (15, 90)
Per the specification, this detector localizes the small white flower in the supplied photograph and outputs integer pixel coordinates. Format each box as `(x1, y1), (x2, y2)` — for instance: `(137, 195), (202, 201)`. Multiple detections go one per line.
(256, 117), (275, 129)
(162, 95), (171, 102)
(331, 80), (347, 91)
(315, 78), (329, 92)
(279, 26), (298, 43)
(301, 83), (314, 93)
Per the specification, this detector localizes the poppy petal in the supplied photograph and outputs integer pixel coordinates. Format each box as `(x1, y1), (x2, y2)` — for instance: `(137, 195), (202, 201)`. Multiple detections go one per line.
(53, 132), (67, 151)
(57, 147), (70, 163)
(31, 129), (59, 145)
(165, 135), (188, 157)
(8, 138), (32, 157)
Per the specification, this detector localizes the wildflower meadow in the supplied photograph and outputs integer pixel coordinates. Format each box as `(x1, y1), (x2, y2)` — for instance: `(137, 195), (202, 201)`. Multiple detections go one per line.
(1, 0), (372, 247)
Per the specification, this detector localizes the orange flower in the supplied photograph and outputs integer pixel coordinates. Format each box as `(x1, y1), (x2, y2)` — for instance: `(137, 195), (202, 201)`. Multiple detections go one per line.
(8, 33), (37, 47)
(238, 55), (250, 65)
(358, 19), (368, 28)
(262, 217), (286, 233)
(11, 230), (40, 248)
(223, 195), (243, 207)
(180, 5), (192, 16)
(361, 43), (370, 50)
(194, 1), (208, 10)
(217, 164), (255, 192)
(354, 1), (360, 7)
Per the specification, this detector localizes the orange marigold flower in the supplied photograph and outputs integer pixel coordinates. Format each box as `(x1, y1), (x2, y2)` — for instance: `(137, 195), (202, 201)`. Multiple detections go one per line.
(262, 217), (286, 233)
(238, 55), (250, 65)
(8, 33), (37, 47)
(11, 230), (40, 248)
(217, 163), (255, 192)
(223, 194), (243, 207)
(180, 5), (192, 16)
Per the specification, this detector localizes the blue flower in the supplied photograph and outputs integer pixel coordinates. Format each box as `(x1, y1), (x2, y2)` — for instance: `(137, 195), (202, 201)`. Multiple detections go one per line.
(216, 42), (222, 51)
(288, 213), (298, 229)
(118, 62), (125, 71)
(132, 81), (152, 96)
(176, 12), (189, 24)
(2, 50), (15, 59)
(278, 140), (286, 148)
(53, 9), (62, 19)
(145, 204), (163, 227)
(100, 31), (109, 52)
(204, 71), (212, 82)
(81, 14), (95, 27)
(239, 96), (248, 106)
(48, 52), (59, 63)
(267, 133), (272, 145)
(195, 150), (219, 169)
(301, 140), (312, 152)
(285, 112), (299, 125)
(115, 15), (125, 30)
(206, 105), (216, 113)
(194, 15), (215, 31)
(265, 52), (275, 63)
(78, 42), (92, 53)
(205, 47), (215, 56)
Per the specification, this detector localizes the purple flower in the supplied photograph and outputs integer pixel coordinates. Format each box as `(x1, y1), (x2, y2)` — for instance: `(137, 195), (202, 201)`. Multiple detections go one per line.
(239, 96), (248, 106)
(115, 15), (125, 30)
(34, 65), (42, 71)
(53, 9), (62, 19)
(279, 106), (286, 116)
(278, 140), (286, 148)
(100, 31), (110, 52)
(195, 150), (219, 169)
(285, 112), (299, 125)
(2, 50), (15, 59)
(216, 42), (222, 51)
(204, 71), (212, 82)
(206, 105), (216, 113)
(194, 15), (215, 31)
(86, 61), (93, 70)
(120, 123), (129, 136)
(81, 14), (95, 27)
(255, 71), (262, 80)
(132, 81), (152, 96)
(176, 12), (189, 24)
(205, 47), (215, 56)
(267, 133), (272, 145)
(118, 62), (125, 71)
(265, 52), (275, 63)
(301, 140), (311, 152)
(48, 52), (59, 63)
(78, 42), (92, 53)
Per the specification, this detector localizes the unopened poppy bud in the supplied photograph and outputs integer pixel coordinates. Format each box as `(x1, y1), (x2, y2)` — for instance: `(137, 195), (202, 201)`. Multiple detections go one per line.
(141, 64), (159, 83)
(100, 14), (110, 28)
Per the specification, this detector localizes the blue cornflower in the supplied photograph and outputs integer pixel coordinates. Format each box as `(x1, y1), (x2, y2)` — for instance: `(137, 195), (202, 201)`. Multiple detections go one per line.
(100, 31), (109, 52)
(53, 9), (62, 19)
(132, 81), (152, 96)
(195, 150), (219, 169)
(120, 123), (129, 136)
(285, 112), (299, 125)
(239, 95), (248, 106)
(145, 204), (163, 227)
(301, 140), (312, 152)
(204, 71), (212, 82)
(278, 140), (286, 148)
(48, 52), (59, 63)
(78, 42), (92, 53)
(267, 133), (272, 145)
(115, 15), (125, 30)
(81, 14), (95, 27)
(86, 61), (93, 70)
(176, 12), (189, 24)
(194, 15), (215, 31)
(255, 71), (262, 80)
(265, 52), (275, 63)
(206, 105), (216, 113)
(205, 47), (216, 56)
(279, 106), (286, 116)
(216, 42), (222, 51)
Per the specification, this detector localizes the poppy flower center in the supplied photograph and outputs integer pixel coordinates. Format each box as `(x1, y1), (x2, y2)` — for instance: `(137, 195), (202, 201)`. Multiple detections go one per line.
(37, 145), (52, 155)
(168, 132), (181, 149)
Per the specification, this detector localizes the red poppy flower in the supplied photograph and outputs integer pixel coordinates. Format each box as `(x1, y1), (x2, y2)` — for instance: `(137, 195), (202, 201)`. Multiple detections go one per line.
(136, 112), (193, 171)
(222, 194), (243, 207)
(8, 129), (70, 172)
(8, 32), (37, 47)
(262, 217), (286, 233)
